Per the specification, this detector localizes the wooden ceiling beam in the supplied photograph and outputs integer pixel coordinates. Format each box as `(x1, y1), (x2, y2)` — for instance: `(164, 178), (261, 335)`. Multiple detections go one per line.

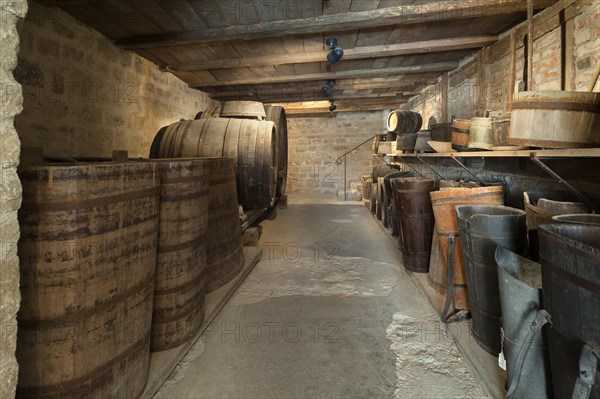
(283, 103), (407, 114)
(211, 91), (414, 102)
(166, 36), (497, 71)
(190, 62), (458, 87)
(116, 1), (555, 49)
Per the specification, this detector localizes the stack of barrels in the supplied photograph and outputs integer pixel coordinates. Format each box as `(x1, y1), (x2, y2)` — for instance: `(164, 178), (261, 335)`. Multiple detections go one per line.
(15, 154), (247, 397)
(154, 101), (289, 211)
(367, 165), (600, 397)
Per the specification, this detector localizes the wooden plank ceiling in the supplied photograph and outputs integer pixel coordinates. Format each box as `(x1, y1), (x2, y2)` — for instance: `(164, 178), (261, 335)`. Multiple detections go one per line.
(40, 0), (558, 113)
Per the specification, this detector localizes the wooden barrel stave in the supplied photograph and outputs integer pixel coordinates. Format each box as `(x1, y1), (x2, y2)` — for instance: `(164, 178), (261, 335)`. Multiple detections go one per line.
(264, 105), (288, 197)
(16, 162), (160, 399)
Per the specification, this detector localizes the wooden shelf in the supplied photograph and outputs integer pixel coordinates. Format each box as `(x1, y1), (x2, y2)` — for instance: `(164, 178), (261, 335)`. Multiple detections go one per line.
(379, 148), (600, 158)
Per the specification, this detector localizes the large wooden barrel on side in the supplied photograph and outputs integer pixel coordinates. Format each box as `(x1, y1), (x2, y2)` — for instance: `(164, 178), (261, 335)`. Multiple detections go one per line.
(221, 101), (266, 120)
(264, 105), (288, 197)
(196, 106), (222, 120)
(16, 162), (161, 399)
(206, 158), (245, 292)
(509, 91), (600, 148)
(151, 159), (210, 352)
(387, 110), (422, 133)
(151, 118), (277, 211)
(429, 186), (505, 310)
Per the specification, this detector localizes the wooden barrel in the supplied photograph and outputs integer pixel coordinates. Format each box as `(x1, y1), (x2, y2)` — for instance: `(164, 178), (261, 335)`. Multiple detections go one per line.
(16, 161), (160, 399)
(264, 105), (288, 197)
(370, 182), (378, 213)
(451, 119), (472, 151)
(196, 106), (222, 120)
(392, 178), (436, 273)
(468, 117), (494, 150)
(152, 118), (278, 211)
(151, 159), (210, 352)
(221, 101), (266, 120)
(206, 158), (244, 292)
(429, 186), (505, 310)
(387, 110), (422, 133)
(509, 91), (600, 148)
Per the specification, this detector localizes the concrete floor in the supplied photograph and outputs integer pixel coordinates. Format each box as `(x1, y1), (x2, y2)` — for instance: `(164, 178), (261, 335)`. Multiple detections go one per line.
(155, 194), (488, 399)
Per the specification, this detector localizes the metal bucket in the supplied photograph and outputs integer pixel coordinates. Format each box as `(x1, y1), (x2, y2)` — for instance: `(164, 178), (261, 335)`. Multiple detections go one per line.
(430, 186), (505, 311)
(455, 205), (527, 354)
(495, 247), (551, 399)
(392, 178), (436, 273)
(552, 213), (600, 225)
(524, 191), (591, 261)
(384, 171), (412, 237)
(539, 224), (600, 399)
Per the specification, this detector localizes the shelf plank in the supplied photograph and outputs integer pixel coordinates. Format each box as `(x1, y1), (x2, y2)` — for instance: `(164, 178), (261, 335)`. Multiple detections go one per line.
(386, 148), (600, 158)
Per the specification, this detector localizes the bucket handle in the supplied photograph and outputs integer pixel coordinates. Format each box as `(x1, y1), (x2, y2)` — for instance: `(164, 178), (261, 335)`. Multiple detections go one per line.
(572, 344), (599, 399)
(505, 309), (552, 398)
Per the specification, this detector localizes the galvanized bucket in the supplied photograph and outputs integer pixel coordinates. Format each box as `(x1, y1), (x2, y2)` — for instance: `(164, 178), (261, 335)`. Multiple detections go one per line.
(455, 205), (527, 354)
(552, 213), (600, 225)
(496, 246), (551, 399)
(539, 224), (600, 399)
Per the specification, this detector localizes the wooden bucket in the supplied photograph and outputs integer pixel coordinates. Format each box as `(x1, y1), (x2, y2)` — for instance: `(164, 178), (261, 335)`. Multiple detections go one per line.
(392, 178), (436, 273)
(468, 117), (493, 150)
(152, 118), (278, 211)
(491, 114), (511, 146)
(221, 101), (266, 120)
(16, 161), (160, 399)
(387, 110), (423, 133)
(151, 159), (210, 352)
(451, 119), (472, 151)
(196, 106), (222, 120)
(430, 123), (453, 142)
(205, 158), (244, 292)
(264, 105), (288, 197)
(509, 91), (600, 148)
(429, 186), (505, 310)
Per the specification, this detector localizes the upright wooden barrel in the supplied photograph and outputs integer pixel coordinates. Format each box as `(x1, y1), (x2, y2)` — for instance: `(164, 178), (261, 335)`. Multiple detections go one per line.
(264, 105), (288, 197)
(221, 101), (266, 120)
(387, 110), (422, 133)
(451, 119), (472, 151)
(392, 178), (436, 273)
(16, 162), (161, 399)
(429, 186), (505, 310)
(196, 106), (222, 120)
(152, 118), (278, 210)
(151, 159), (210, 352)
(206, 158), (245, 292)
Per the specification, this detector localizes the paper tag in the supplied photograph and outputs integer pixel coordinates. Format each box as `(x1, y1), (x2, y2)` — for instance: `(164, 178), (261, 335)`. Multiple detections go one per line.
(498, 350), (507, 371)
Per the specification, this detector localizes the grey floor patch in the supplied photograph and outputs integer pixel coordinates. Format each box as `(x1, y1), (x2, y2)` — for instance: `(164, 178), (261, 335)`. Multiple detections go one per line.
(230, 255), (402, 305)
(386, 312), (488, 398)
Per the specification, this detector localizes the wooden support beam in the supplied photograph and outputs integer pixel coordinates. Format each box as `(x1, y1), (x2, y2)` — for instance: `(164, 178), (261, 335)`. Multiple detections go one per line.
(213, 93), (412, 103)
(190, 62), (459, 87)
(507, 28), (517, 111)
(284, 103), (404, 114)
(167, 36), (498, 71)
(441, 72), (449, 123)
(117, 1), (555, 49)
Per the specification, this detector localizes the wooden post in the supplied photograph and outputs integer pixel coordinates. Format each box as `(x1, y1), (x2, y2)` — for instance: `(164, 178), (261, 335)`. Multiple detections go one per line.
(507, 28), (517, 111)
(564, 18), (575, 90)
(476, 48), (489, 116)
(527, 0), (534, 91)
(441, 72), (449, 123)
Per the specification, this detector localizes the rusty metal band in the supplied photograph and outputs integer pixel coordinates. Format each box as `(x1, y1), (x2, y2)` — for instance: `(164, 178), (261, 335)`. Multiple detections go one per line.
(452, 128), (471, 134)
(16, 331), (151, 397)
(206, 245), (243, 272)
(209, 175), (236, 186)
(160, 189), (209, 202)
(151, 322), (203, 352)
(208, 206), (239, 222)
(21, 186), (161, 213)
(437, 232), (461, 237)
(19, 274), (154, 328)
(161, 175), (209, 185)
(154, 270), (206, 296)
(152, 297), (204, 324)
(512, 101), (600, 113)
(158, 236), (204, 254)
(541, 257), (600, 294)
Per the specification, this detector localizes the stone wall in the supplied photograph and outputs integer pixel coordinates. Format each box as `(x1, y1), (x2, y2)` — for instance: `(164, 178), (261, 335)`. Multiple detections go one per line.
(14, 1), (217, 158)
(287, 112), (384, 195)
(0, 1), (27, 397)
